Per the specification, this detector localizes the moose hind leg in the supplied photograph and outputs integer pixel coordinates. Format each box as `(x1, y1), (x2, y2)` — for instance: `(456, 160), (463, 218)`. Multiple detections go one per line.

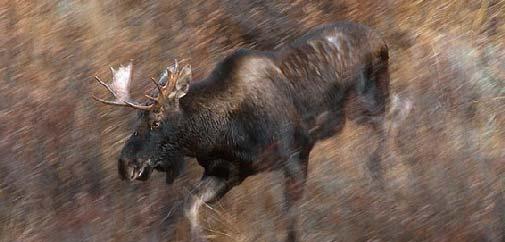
(357, 60), (390, 186)
(283, 149), (310, 242)
(366, 115), (386, 186)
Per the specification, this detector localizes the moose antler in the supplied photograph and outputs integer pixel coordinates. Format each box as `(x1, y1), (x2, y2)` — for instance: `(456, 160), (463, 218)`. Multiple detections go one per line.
(93, 60), (191, 110)
(147, 59), (191, 104)
(92, 62), (153, 110)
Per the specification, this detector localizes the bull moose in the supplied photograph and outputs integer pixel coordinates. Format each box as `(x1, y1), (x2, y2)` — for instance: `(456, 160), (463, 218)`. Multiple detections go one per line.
(93, 21), (390, 241)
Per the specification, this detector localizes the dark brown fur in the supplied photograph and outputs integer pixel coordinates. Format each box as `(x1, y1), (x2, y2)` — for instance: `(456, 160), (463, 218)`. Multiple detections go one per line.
(116, 21), (389, 242)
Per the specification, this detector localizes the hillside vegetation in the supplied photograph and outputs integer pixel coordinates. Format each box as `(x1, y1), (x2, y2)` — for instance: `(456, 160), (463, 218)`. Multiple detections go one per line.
(1, 0), (504, 241)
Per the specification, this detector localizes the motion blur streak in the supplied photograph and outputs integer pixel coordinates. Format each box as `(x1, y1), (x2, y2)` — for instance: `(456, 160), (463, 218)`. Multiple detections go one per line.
(1, 0), (504, 241)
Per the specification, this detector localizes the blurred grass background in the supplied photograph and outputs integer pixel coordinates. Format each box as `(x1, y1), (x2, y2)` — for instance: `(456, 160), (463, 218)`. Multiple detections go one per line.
(1, 0), (504, 241)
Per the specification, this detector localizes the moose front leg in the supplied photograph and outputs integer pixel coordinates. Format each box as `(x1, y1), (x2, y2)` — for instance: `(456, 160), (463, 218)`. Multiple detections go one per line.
(184, 176), (222, 241)
(184, 164), (241, 242)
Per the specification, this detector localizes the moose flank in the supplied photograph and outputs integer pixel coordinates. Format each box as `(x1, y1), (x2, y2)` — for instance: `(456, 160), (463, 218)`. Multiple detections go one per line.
(93, 21), (390, 241)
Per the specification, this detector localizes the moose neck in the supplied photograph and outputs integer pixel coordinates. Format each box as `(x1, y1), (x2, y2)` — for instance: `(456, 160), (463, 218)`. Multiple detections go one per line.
(173, 96), (228, 159)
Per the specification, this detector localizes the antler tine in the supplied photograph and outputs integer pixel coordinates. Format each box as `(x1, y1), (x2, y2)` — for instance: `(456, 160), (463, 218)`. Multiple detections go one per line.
(95, 75), (118, 96)
(145, 94), (157, 101)
(92, 95), (130, 107)
(165, 60), (180, 93)
(150, 77), (163, 93)
(123, 100), (153, 110)
(92, 92), (152, 110)
(174, 59), (179, 71)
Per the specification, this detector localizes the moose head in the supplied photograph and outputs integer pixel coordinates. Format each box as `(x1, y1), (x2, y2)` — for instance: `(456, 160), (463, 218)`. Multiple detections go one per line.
(93, 61), (191, 183)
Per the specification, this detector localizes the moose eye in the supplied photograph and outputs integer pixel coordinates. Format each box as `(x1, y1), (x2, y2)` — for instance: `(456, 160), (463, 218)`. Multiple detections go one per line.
(133, 131), (138, 136)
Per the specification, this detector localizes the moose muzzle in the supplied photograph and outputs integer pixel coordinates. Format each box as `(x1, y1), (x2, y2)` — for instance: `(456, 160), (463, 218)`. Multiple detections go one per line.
(118, 158), (153, 181)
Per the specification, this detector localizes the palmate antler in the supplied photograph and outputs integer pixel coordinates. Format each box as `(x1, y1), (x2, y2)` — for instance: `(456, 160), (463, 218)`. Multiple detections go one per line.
(147, 60), (191, 104)
(92, 62), (153, 110)
(92, 60), (191, 110)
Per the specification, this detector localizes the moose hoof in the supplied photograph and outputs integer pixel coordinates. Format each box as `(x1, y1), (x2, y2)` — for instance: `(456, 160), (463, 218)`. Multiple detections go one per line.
(190, 228), (208, 242)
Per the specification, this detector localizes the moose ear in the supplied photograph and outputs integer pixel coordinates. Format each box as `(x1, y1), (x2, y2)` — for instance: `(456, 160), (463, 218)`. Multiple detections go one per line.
(175, 65), (191, 99)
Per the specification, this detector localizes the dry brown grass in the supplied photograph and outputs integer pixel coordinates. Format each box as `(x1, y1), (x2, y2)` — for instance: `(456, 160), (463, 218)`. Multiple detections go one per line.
(1, 0), (504, 241)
